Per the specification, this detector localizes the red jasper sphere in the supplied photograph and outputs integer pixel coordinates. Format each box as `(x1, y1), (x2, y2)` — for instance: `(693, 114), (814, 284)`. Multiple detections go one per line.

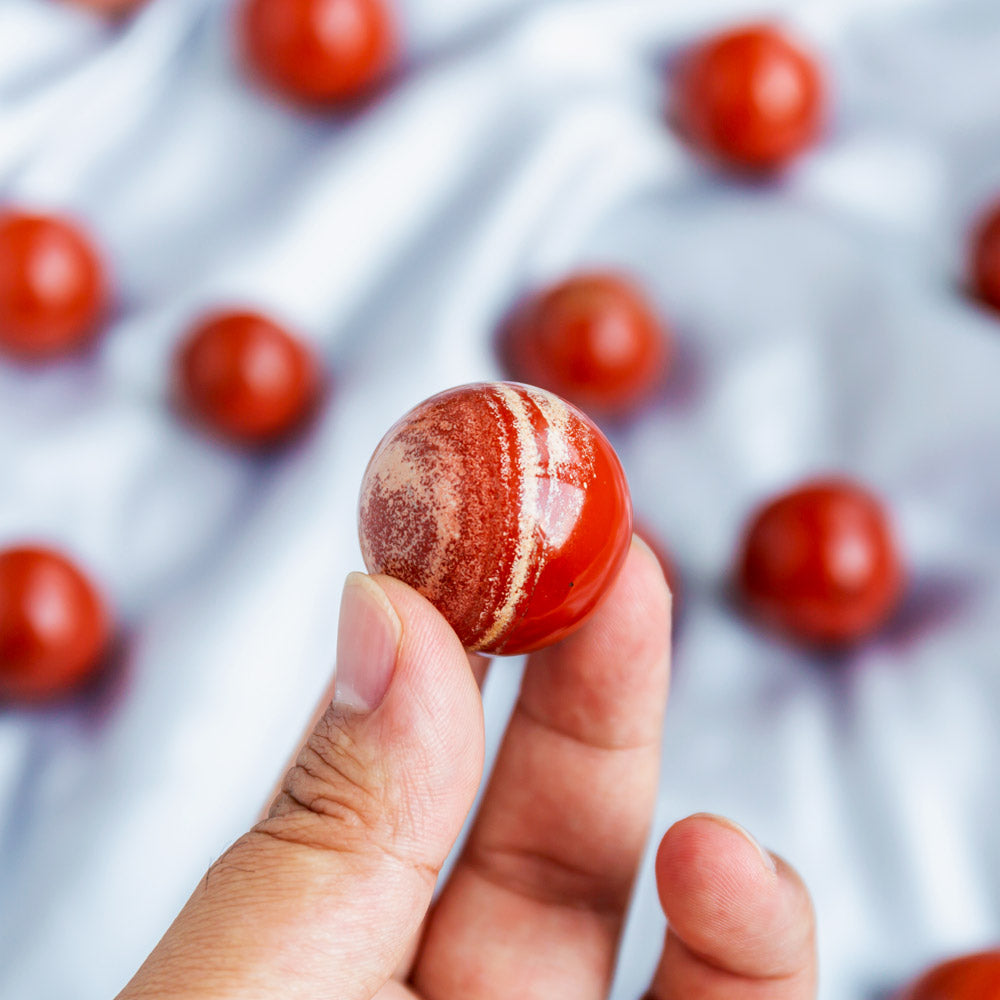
(898, 951), (1000, 1000)
(0, 546), (111, 703)
(970, 200), (1000, 314)
(500, 273), (669, 419)
(672, 24), (825, 171)
(174, 310), (321, 446)
(0, 211), (108, 360)
(737, 479), (903, 645)
(239, 0), (396, 106)
(358, 381), (633, 655)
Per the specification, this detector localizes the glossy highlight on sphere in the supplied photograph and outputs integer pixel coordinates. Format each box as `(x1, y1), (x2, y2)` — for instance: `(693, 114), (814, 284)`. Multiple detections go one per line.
(0, 211), (108, 360)
(500, 273), (669, 419)
(970, 199), (1000, 315)
(672, 24), (825, 171)
(239, 0), (396, 105)
(737, 479), (903, 645)
(358, 382), (633, 655)
(0, 546), (111, 703)
(897, 951), (1000, 1000)
(174, 310), (321, 446)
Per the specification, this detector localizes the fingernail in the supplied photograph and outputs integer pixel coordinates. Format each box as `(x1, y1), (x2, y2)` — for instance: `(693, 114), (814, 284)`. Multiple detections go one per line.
(631, 532), (666, 579)
(335, 573), (402, 712)
(631, 533), (657, 560)
(698, 813), (778, 875)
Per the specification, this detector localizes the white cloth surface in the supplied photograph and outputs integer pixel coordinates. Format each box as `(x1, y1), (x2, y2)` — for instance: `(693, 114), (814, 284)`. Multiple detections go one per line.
(2, 0), (1000, 998)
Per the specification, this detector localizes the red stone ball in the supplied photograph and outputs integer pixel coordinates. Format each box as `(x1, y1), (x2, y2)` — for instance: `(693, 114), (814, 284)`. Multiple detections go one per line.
(0, 546), (111, 703)
(358, 381), (633, 655)
(500, 273), (670, 419)
(970, 199), (1000, 315)
(0, 210), (109, 360)
(239, 0), (397, 106)
(737, 479), (903, 646)
(672, 24), (825, 171)
(897, 951), (1000, 1000)
(174, 310), (322, 447)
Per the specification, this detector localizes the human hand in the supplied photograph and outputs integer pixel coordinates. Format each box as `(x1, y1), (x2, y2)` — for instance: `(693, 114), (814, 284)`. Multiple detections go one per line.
(118, 538), (817, 999)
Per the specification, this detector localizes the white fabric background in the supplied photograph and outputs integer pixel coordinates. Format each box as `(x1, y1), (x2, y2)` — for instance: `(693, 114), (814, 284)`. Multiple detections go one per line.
(2, 0), (1000, 998)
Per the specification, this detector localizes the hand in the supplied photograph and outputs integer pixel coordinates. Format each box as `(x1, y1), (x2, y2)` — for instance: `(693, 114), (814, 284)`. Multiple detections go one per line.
(118, 538), (817, 999)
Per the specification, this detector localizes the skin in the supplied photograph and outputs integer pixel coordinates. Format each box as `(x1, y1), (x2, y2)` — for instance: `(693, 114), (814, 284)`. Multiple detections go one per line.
(117, 540), (817, 999)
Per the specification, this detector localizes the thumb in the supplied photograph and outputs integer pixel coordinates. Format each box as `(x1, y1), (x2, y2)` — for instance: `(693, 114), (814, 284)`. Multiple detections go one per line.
(119, 572), (485, 1000)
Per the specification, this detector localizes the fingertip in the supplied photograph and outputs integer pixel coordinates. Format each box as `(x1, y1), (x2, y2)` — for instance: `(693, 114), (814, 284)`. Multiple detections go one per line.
(368, 574), (493, 695)
(547, 532), (672, 668)
(519, 527), (673, 752)
(630, 532), (672, 599)
(654, 813), (815, 981)
(655, 814), (774, 923)
(657, 813), (777, 891)
(365, 573), (485, 793)
(630, 533), (673, 608)
(370, 573), (474, 681)
(335, 573), (402, 710)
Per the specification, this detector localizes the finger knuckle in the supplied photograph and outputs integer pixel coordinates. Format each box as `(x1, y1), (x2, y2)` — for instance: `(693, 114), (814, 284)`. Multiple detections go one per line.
(266, 707), (393, 852)
(466, 841), (633, 917)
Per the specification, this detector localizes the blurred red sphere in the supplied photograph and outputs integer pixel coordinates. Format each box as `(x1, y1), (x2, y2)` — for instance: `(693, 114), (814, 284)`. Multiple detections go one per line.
(737, 480), (903, 645)
(970, 200), (1000, 314)
(672, 24), (825, 171)
(239, 0), (397, 105)
(0, 547), (111, 703)
(175, 310), (322, 446)
(0, 211), (109, 360)
(897, 951), (1000, 1000)
(62, 0), (146, 16)
(500, 273), (669, 419)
